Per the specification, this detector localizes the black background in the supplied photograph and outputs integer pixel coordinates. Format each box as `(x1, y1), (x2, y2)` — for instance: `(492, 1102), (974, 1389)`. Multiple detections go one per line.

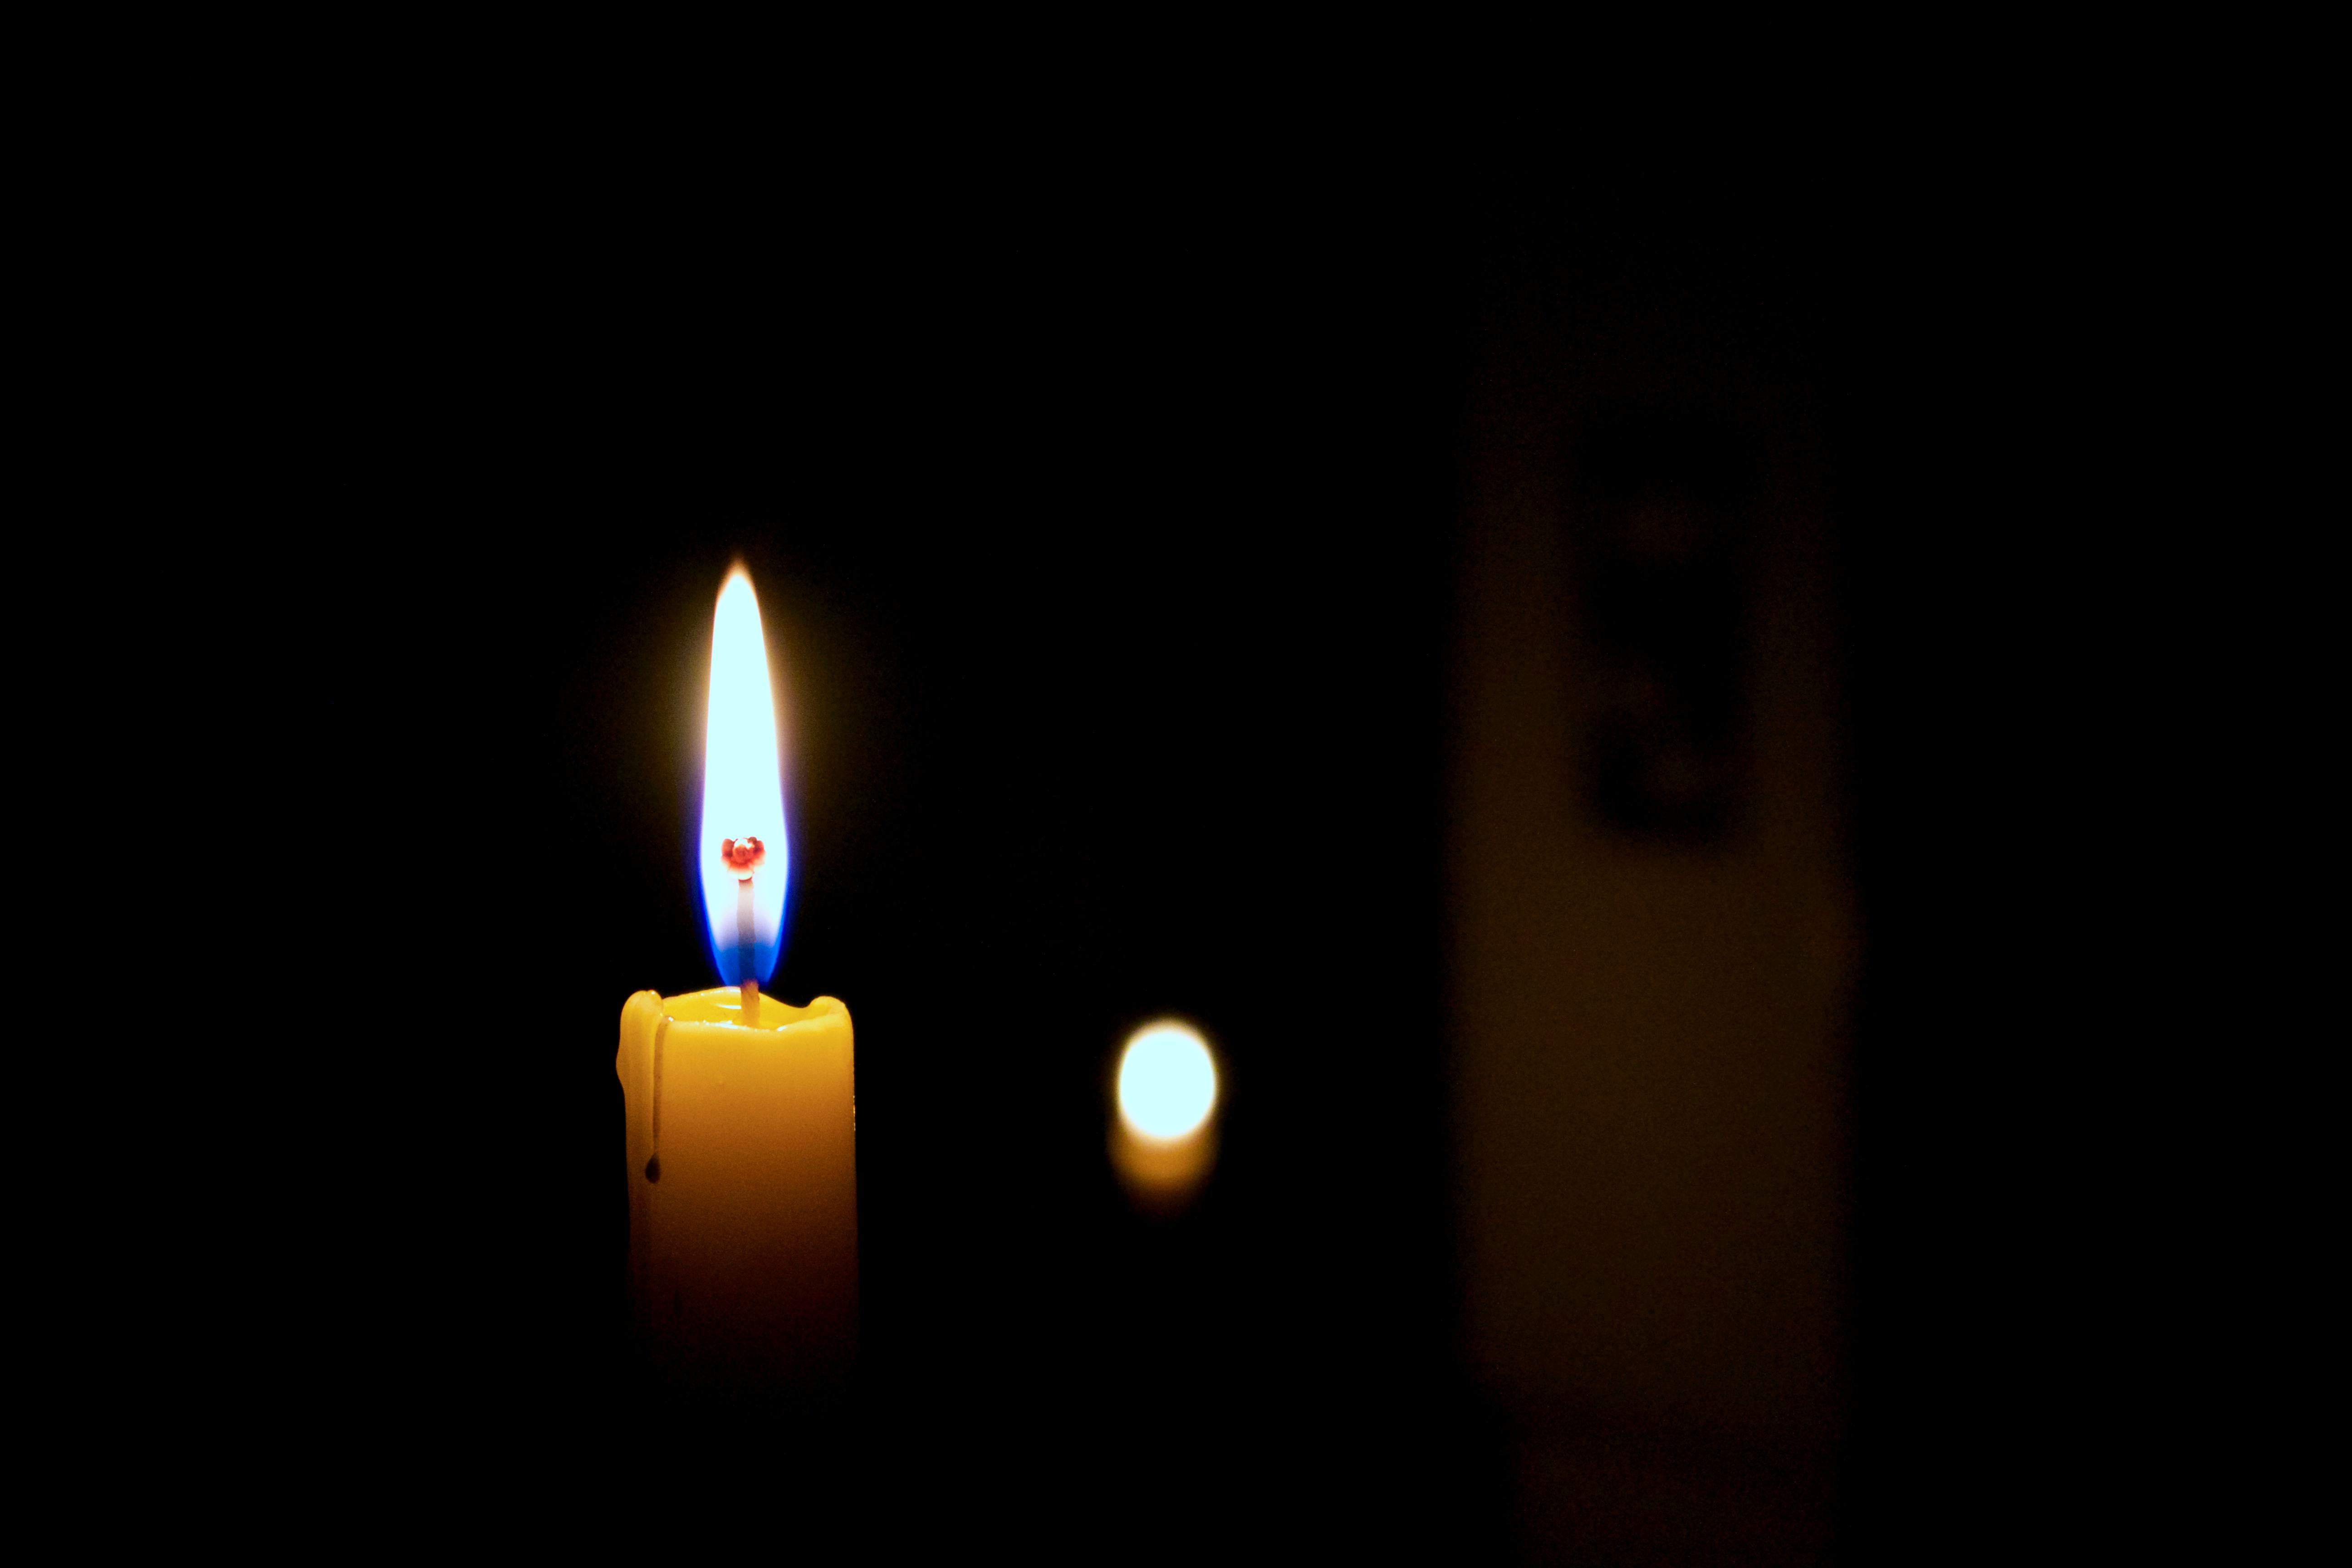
(181, 188), (2010, 1554)
(261, 214), (1481, 1549)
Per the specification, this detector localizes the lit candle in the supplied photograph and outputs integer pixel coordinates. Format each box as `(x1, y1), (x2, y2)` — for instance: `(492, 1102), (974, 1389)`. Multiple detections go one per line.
(616, 567), (856, 1391)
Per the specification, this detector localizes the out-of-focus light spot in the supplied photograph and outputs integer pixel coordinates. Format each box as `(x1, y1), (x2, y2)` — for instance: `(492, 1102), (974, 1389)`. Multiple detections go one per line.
(1117, 1022), (1217, 1141)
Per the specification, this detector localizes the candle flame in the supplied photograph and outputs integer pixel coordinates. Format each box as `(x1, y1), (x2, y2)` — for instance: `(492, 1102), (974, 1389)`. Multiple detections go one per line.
(700, 567), (789, 985)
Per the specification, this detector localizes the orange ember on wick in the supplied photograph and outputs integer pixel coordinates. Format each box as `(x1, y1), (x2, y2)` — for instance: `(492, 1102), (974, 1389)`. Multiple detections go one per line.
(720, 836), (767, 876)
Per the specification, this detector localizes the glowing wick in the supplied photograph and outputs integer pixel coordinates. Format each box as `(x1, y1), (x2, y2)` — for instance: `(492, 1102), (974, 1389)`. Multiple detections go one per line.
(721, 836), (767, 877)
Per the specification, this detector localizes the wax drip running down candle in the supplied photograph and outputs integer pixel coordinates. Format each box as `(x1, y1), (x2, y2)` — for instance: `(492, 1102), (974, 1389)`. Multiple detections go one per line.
(645, 1017), (667, 1183)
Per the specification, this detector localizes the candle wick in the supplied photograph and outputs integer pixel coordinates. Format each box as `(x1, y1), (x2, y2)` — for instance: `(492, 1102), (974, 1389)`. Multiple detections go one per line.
(737, 867), (758, 1022)
(720, 833), (770, 1019)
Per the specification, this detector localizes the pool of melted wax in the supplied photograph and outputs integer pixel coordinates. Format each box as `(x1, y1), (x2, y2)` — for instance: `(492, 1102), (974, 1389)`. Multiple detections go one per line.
(658, 986), (846, 1030)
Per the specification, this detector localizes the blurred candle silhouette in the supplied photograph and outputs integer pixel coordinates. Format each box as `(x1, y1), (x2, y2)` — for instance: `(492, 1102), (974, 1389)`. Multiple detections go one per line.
(1111, 1020), (1220, 1213)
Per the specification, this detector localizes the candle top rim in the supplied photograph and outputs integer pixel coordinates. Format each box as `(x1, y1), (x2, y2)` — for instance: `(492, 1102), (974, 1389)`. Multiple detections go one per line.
(635, 987), (848, 1033)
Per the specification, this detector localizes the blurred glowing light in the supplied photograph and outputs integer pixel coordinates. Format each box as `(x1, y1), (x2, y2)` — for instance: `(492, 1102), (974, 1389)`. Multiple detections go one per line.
(1117, 1022), (1217, 1141)
(699, 568), (789, 984)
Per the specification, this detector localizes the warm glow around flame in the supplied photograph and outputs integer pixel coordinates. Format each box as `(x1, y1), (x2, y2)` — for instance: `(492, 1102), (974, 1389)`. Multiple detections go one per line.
(700, 568), (789, 985)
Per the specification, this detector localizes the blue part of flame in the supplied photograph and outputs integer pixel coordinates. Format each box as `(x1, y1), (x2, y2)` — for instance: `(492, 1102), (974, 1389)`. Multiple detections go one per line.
(696, 834), (792, 986)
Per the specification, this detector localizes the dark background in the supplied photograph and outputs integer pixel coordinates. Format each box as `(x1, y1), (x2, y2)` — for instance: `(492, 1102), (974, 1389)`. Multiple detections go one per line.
(210, 199), (1997, 1558)
(294, 220), (1479, 1550)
